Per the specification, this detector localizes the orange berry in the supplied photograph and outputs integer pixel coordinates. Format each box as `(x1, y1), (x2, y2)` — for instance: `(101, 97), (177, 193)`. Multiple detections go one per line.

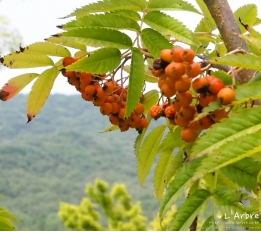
(181, 128), (198, 142)
(217, 87), (235, 105)
(160, 49), (174, 63)
(65, 71), (77, 79)
(118, 119), (129, 132)
(100, 103), (113, 115)
(210, 108), (229, 123)
(136, 118), (149, 131)
(175, 77), (191, 93)
(176, 91), (193, 106)
(103, 81), (114, 95)
(180, 49), (196, 63)
(134, 103), (145, 115)
(173, 101), (182, 112)
(186, 120), (200, 131)
(85, 85), (96, 96)
(179, 105), (196, 120)
(109, 114), (120, 125)
(151, 68), (162, 78)
(111, 102), (121, 114)
(150, 105), (164, 120)
(171, 46), (184, 63)
(161, 83), (176, 98)
(208, 77), (225, 94)
(165, 77), (176, 89)
(185, 62), (202, 78)
(81, 92), (93, 101)
(192, 77), (208, 93)
(174, 114), (190, 127)
(165, 62), (186, 80)
(198, 116), (213, 129)
(95, 86), (107, 99)
(158, 75), (166, 89)
(63, 56), (75, 67)
(127, 113), (141, 128)
(118, 107), (126, 119)
(164, 105), (176, 119)
(92, 96), (106, 106)
(199, 93), (217, 107)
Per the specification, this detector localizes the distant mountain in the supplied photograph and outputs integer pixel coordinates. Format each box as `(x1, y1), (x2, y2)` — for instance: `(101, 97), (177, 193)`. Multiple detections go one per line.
(0, 94), (159, 230)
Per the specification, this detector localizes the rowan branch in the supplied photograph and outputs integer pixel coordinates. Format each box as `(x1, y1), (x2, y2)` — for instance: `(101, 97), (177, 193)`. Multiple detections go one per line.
(203, 0), (256, 84)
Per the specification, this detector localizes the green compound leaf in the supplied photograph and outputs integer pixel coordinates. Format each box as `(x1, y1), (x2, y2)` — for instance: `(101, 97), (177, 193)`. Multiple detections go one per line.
(154, 148), (183, 201)
(134, 115), (152, 158)
(213, 187), (261, 229)
(234, 4), (257, 34)
(159, 157), (203, 218)
(141, 28), (173, 58)
(100, 124), (119, 133)
(65, 0), (142, 18)
(210, 53), (261, 71)
(66, 48), (121, 74)
(23, 42), (71, 57)
(144, 11), (200, 46)
(46, 36), (86, 51)
(201, 215), (218, 231)
(154, 149), (175, 200)
(191, 106), (261, 159)
(62, 14), (140, 32)
(142, 90), (159, 114)
(158, 126), (183, 153)
(191, 128), (261, 182)
(126, 48), (145, 117)
(109, 10), (141, 21)
(221, 157), (261, 193)
(234, 81), (261, 103)
(1, 52), (53, 68)
(0, 73), (39, 101)
(168, 189), (211, 231)
(137, 124), (167, 185)
(241, 34), (261, 56)
(60, 27), (132, 49)
(27, 67), (60, 122)
(195, 0), (216, 30)
(148, 0), (201, 15)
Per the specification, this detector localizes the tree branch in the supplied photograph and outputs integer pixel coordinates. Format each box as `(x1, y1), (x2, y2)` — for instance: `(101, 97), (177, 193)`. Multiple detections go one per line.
(203, 0), (256, 83)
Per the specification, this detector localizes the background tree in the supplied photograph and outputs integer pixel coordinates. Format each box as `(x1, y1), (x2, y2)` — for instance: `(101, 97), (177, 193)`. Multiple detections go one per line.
(59, 179), (176, 231)
(59, 179), (147, 231)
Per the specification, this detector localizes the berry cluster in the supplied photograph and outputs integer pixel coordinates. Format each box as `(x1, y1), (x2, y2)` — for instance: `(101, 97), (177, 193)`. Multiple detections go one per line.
(150, 46), (235, 143)
(62, 56), (148, 133)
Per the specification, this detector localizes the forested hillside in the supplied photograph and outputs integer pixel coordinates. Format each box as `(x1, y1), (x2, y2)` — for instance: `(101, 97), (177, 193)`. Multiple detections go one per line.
(0, 94), (160, 230)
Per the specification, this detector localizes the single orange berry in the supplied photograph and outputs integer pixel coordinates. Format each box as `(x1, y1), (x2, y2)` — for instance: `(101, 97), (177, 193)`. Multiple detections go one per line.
(208, 77), (225, 94)
(164, 105), (176, 119)
(175, 77), (191, 93)
(135, 103), (145, 115)
(181, 128), (198, 142)
(185, 62), (202, 78)
(160, 48), (174, 63)
(171, 46), (184, 63)
(210, 108), (229, 123)
(63, 56), (75, 67)
(150, 105), (164, 120)
(180, 49), (196, 63)
(100, 103), (113, 116)
(165, 62), (186, 80)
(217, 87), (235, 105)
(192, 77), (208, 93)
(161, 83), (176, 98)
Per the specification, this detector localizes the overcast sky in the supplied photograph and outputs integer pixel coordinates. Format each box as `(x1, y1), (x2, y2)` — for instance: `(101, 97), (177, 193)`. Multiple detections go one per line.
(0, 0), (260, 95)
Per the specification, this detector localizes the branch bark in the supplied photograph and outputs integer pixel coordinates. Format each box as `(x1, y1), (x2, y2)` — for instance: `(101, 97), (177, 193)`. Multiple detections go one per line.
(203, 0), (256, 83)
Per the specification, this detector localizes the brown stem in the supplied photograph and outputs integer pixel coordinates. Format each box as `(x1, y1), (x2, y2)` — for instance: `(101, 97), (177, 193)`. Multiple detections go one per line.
(203, 0), (256, 83)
